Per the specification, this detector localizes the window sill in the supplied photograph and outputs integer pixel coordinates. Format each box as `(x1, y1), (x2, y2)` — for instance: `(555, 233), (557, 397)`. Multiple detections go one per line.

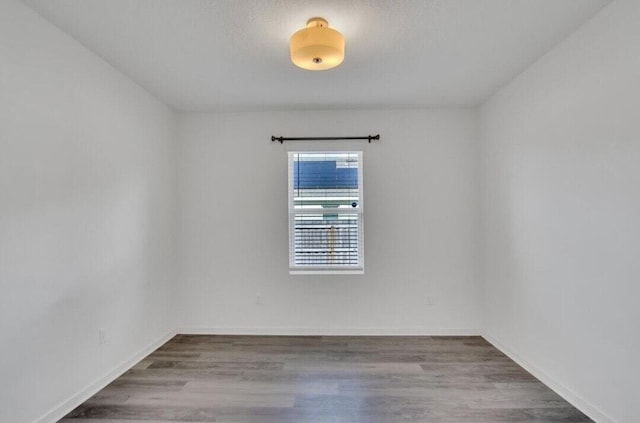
(290, 269), (364, 275)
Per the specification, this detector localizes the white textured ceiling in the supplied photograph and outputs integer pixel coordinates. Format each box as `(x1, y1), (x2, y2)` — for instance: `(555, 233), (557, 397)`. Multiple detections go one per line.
(23, 0), (610, 111)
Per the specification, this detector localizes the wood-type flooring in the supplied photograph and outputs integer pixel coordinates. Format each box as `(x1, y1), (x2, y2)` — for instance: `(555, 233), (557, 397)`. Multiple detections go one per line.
(60, 335), (592, 423)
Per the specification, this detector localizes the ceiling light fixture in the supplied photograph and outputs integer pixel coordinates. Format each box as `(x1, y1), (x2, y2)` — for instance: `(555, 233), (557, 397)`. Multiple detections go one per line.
(290, 17), (345, 71)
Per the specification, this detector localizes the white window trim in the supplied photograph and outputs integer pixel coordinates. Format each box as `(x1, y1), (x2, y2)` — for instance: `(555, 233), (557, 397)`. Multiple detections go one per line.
(288, 151), (364, 275)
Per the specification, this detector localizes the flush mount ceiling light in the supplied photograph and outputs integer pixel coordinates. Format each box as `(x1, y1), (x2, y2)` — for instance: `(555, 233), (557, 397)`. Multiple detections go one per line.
(290, 17), (345, 71)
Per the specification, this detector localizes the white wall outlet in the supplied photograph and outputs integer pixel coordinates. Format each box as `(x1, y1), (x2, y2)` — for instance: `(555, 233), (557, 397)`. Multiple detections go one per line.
(255, 294), (262, 305)
(425, 296), (434, 306)
(98, 329), (107, 345)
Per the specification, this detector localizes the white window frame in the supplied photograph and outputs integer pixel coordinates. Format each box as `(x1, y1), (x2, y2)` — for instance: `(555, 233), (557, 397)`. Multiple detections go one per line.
(288, 151), (364, 275)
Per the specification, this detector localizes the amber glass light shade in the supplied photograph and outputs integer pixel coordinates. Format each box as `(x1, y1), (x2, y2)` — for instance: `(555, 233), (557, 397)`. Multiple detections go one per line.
(290, 18), (345, 70)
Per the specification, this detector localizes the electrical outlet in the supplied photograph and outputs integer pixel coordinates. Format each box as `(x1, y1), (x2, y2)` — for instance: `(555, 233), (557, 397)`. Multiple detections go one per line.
(98, 329), (107, 345)
(425, 296), (434, 306)
(255, 294), (262, 305)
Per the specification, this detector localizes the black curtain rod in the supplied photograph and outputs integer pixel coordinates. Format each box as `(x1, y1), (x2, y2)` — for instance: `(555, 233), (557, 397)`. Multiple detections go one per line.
(271, 134), (380, 144)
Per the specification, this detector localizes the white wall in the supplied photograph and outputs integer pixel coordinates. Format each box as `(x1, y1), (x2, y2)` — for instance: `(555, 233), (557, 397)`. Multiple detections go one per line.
(0, 1), (177, 422)
(177, 109), (481, 335)
(480, 1), (640, 422)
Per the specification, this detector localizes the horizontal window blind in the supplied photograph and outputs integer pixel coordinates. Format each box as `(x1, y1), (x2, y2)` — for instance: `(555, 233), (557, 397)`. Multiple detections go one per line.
(288, 152), (363, 273)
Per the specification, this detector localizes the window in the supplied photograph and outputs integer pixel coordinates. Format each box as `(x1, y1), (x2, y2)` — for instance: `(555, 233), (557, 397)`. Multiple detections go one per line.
(288, 151), (364, 274)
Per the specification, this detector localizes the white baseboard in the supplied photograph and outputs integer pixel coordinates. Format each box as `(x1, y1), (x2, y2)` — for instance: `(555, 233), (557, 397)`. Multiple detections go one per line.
(482, 333), (616, 423)
(33, 329), (177, 423)
(178, 327), (478, 336)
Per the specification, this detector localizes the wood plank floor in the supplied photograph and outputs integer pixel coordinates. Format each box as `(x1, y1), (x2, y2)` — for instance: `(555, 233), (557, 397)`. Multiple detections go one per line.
(60, 335), (592, 423)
